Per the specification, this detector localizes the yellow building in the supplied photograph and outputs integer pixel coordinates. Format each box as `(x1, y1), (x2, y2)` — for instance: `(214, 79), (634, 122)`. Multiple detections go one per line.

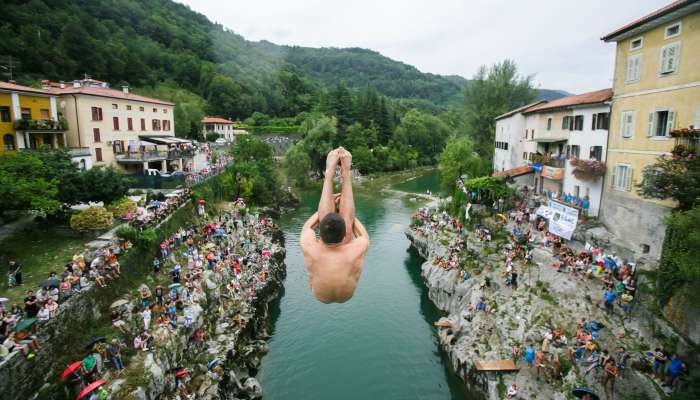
(0, 81), (65, 154)
(600, 0), (700, 259)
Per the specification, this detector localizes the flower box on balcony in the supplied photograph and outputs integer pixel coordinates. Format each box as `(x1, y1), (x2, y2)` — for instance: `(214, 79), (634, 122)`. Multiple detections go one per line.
(569, 158), (606, 181)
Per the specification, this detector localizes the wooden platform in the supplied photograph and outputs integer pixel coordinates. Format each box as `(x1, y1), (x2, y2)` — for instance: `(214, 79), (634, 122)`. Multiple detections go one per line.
(474, 360), (519, 372)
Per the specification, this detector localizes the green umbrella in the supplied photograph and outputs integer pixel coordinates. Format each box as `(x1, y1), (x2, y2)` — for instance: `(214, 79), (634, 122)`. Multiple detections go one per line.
(13, 318), (37, 332)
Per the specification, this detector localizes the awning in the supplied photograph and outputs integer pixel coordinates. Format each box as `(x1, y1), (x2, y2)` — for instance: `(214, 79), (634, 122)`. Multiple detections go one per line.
(139, 135), (186, 145)
(532, 137), (568, 143)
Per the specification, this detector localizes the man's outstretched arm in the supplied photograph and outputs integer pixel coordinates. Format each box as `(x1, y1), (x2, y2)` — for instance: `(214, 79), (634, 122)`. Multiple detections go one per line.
(352, 218), (370, 252)
(300, 212), (319, 247)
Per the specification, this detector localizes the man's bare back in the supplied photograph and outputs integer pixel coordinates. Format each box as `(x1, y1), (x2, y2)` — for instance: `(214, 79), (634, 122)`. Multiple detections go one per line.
(300, 148), (369, 303)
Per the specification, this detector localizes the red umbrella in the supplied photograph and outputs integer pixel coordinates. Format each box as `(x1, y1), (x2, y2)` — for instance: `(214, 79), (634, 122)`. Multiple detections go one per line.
(60, 361), (83, 381)
(175, 369), (189, 378)
(76, 380), (106, 400)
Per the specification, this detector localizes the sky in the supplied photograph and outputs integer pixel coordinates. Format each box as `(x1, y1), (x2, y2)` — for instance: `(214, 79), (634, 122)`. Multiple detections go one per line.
(178, 0), (671, 94)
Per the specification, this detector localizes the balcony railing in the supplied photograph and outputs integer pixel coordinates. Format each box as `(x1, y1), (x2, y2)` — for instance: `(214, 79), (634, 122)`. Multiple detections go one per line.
(167, 149), (196, 160)
(116, 150), (168, 162)
(13, 118), (68, 131)
(68, 147), (92, 157)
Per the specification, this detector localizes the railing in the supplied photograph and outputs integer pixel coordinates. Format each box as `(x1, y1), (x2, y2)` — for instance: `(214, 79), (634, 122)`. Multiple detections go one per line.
(13, 118), (68, 131)
(68, 147), (91, 157)
(166, 149), (196, 159)
(115, 150), (168, 162)
(545, 157), (566, 168)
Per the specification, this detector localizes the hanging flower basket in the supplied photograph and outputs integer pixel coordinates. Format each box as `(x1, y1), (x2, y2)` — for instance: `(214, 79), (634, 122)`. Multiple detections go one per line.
(670, 128), (700, 138)
(569, 158), (606, 181)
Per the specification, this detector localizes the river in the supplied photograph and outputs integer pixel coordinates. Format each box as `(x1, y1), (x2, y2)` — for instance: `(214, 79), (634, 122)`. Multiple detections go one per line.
(258, 169), (467, 399)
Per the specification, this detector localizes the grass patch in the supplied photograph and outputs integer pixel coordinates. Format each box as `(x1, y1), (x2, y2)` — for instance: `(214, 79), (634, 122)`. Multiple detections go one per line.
(0, 225), (87, 305)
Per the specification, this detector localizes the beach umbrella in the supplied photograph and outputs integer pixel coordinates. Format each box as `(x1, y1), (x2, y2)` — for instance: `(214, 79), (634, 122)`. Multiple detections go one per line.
(110, 299), (129, 309)
(169, 283), (181, 290)
(60, 361), (83, 381)
(84, 336), (106, 349)
(0, 297), (8, 304)
(13, 318), (37, 332)
(76, 379), (106, 400)
(207, 357), (221, 370)
(572, 387), (600, 400)
(41, 278), (60, 289)
(175, 369), (189, 378)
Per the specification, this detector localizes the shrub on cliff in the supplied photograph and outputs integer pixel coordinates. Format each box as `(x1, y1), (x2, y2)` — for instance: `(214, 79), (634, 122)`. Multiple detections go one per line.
(107, 197), (137, 218)
(70, 207), (113, 232)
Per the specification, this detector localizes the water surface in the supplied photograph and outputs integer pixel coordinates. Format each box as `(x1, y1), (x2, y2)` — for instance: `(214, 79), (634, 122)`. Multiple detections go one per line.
(258, 170), (466, 399)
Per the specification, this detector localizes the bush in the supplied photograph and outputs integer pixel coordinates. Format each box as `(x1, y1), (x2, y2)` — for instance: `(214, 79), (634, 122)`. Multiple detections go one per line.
(107, 197), (137, 218)
(115, 225), (139, 243)
(134, 228), (158, 251)
(70, 206), (113, 232)
(206, 132), (221, 142)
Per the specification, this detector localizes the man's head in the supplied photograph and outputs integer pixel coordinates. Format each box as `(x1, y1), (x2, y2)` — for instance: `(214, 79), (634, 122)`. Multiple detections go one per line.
(319, 213), (346, 245)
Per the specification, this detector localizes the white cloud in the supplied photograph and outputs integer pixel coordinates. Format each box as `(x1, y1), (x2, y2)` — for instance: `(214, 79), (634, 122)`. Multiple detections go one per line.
(178, 0), (670, 93)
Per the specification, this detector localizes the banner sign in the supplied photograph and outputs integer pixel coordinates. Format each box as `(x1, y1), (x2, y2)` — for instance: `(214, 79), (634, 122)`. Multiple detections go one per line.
(547, 200), (579, 240)
(540, 166), (564, 180)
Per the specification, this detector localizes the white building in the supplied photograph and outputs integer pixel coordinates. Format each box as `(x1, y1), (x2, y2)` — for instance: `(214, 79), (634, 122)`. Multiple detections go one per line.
(522, 89), (612, 216)
(492, 101), (544, 185)
(202, 117), (235, 141)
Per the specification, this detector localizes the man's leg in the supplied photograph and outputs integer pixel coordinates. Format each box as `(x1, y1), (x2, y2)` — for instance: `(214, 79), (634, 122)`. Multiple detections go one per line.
(318, 149), (340, 222)
(338, 149), (355, 242)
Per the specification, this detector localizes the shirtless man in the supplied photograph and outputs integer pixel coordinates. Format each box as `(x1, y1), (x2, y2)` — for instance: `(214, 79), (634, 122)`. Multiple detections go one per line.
(300, 148), (370, 303)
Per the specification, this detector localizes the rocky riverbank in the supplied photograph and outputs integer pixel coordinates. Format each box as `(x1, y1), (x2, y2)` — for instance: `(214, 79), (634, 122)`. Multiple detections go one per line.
(405, 212), (692, 400)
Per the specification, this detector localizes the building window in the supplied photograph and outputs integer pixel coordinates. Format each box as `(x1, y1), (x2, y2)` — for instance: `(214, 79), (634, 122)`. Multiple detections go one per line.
(126, 105), (132, 111)
(659, 42), (681, 75)
(91, 107), (103, 121)
(3, 134), (15, 151)
(139, 106), (144, 112)
(141, 118), (146, 131)
(127, 118), (133, 131)
(630, 37), (643, 50)
(546, 117), (552, 131)
(592, 113), (610, 130)
(93, 128), (101, 143)
(612, 164), (632, 191)
(494, 141), (509, 150)
(664, 22), (681, 39)
(567, 144), (580, 159)
(590, 146), (603, 161)
(0, 106), (10, 122)
(522, 152), (527, 160)
(573, 185), (580, 198)
(648, 110), (675, 137)
(113, 116), (120, 131)
(40, 109), (50, 120)
(152, 108), (157, 113)
(95, 147), (103, 162)
(152, 119), (161, 131)
(620, 111), (635, 138)
(562, 116), (572, 130)
(626, 54), (641, 83)
(112, 104), (118, 109)
(163, 109), (168, 114)
(163, 120), (170, 131)
(573, 115), (584, 131)
(21, 108), (31, 120)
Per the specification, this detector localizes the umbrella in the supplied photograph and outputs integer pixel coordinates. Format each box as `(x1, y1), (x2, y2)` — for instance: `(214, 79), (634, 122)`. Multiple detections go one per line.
(573, 387), (600, 400)
(207, 357), (221, 370)
(60, 361), (83, 381)
(76, 379), (106, 400)
(110, 299), (129, 309)
(13, 318), (37, 332)
(41, 278), (60, 289)
(0, 297), (8, 304)
(169, 283), (181, 290)
(84, 336), (106, 349)
(175, 369), (189, 378)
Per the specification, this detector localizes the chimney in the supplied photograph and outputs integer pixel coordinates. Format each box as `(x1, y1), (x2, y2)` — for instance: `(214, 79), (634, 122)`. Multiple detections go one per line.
(122, 86), (129, 94)
(73, 80), (81, 88)
(41, 79), (50, 89)
(59, 81), (65, 89)
(9, 80), (16, 84)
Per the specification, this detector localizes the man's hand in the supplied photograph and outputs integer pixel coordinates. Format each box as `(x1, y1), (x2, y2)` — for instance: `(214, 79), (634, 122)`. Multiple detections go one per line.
(325, 149), (340, 176)
(339, 148), (352, 173)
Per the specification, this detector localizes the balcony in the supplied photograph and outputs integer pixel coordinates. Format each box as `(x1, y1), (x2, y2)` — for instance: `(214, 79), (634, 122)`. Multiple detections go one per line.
(13, 118), (68, 132)
(68, 147), (92, 157)
(115, 150), (168, 163)
(166, 148), (196, 160)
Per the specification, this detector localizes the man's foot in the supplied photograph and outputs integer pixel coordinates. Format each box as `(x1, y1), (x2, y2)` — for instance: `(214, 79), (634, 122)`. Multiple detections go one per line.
(325, 149), (341, 176)
(339, 148), (352, 174)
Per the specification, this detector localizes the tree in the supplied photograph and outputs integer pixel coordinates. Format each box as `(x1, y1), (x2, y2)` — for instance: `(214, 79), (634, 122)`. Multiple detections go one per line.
(329, 81), (354, 129)
(298, 115), (338, 173)
(392, 109), (450, 164)
(69, 206), (113, 232)
(638, 146), (699, 211)
(438, 137), (488, 193)
(284, 145), (312, 187)
(344, 122), (378, 151)
(229, 135), (280, 205)
(78, 167), (132, 205)
(0, 151), (60, 215)
(464, 60), (536, 161)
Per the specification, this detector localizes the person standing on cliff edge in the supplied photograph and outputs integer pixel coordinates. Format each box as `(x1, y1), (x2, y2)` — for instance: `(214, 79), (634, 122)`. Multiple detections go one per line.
(300, 148), (370, 303)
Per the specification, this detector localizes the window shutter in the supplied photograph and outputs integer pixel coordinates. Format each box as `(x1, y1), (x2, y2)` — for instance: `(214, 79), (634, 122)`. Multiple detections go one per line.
(666, 111), (676, 136)
(592, 114), (597, 130)
(611, 166), (618, 188)
(647, 112), (655, 137)
(626, 167), (633, 191)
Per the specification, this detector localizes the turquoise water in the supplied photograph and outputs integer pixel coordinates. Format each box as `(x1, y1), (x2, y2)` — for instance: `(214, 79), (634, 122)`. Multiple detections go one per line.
(257, 170), (466, 399)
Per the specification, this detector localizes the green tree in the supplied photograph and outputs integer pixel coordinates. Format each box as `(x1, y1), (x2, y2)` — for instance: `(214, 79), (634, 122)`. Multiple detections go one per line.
(352, 146), (378, 174)
(298, 115), (338, 173)
(284, 145), (312, 187)
(78, 167), (132, 205)
(438, 137), (488, 193)
(329, 81), (354, 129)
(392, 109), (450, 164)
(0, 151), (60, 215)
(344, 122), (378, 151)
(229, 135), (280, 205)
(464, 60), (536, 161)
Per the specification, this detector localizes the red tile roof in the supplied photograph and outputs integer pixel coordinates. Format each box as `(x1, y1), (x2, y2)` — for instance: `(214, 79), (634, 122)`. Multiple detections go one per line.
(202, 117), (234, 124)
(524, 88), (612, 113)
(602, 0), (697, 42)
(495, 100), (548, 121)
(493, 165), (533, 178)
(0, 81), (51, 95)
(48, 86), (174, 106)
